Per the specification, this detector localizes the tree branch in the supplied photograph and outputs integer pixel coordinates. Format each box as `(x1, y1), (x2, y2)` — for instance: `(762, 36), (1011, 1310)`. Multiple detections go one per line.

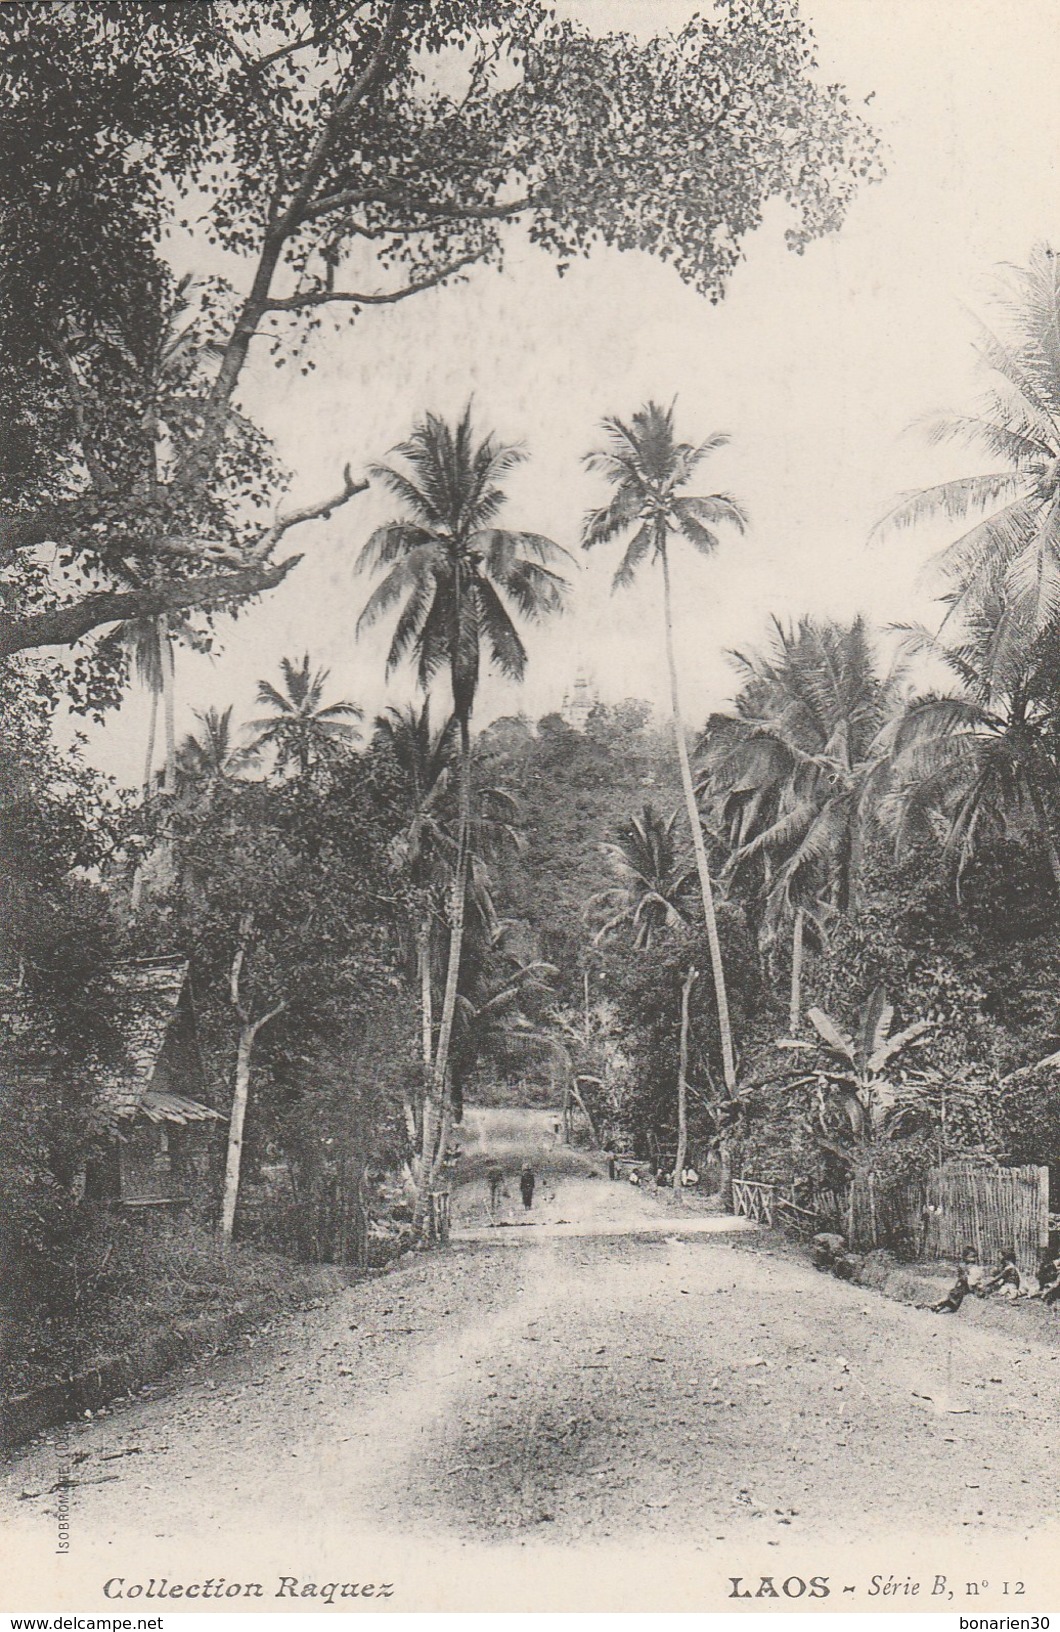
(0, 560), (298, 659)
(173, 0), (407, 504)
(247, 1), (374, 76)
(287, 0), (408, 226)
(0, 461), (367, 658)
(250, 999), (288, 1038)
(230, 912), (255, 1022)
(253, 462), (368, 556)
(264, 257), (475, 313)
(302, 188), (531, 225)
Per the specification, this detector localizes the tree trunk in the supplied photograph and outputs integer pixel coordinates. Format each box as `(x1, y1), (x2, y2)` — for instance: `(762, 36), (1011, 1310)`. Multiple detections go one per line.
(142, 684), (159, 802)
(789, 905), (805, 1035)
(128, 686), (160, 916)
(414, 1095), (439, 1234)
(406, 919), (434, 1195)
(660, 544), (735, 1093)
(220, 1022), (255, 1246)
(418, 918), (434, 1074)
(569, 1075), (599, 1147)
(161, 622), (176, 797)
(414, 713), (471, 1237)
(673, 966), (698, 1204)
(714, 1120), (734, 1209)
(221, 922), (284, 1247)
(660, 542), (736, 1206)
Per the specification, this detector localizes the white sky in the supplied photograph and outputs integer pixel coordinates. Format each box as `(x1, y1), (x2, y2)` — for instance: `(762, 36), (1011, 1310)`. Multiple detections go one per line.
(80, 0), (1060, 786)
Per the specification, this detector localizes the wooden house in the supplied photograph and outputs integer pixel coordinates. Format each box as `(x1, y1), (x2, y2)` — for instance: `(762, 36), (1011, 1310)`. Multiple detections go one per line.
(1, 957), (221, 1208)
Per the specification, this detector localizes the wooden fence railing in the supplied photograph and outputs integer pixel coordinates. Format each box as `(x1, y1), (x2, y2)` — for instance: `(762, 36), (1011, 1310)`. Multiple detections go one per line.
(733, 1178), (846, 1233)
(732, 1178), (776, 1225)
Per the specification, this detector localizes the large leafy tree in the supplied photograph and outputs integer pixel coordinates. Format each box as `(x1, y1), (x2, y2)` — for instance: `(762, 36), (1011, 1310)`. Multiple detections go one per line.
(0, 2), (879, 670)
(583, 401), (747, 1098)
(356, 407), (570, 1217)
(163, 762), (400, 1246)
(877, 245), (1060, 674)
(699, 616), (896, 1031)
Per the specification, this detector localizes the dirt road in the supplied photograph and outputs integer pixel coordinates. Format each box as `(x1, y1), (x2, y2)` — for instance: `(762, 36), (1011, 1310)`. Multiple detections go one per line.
(4, 1124), (1060, 1611)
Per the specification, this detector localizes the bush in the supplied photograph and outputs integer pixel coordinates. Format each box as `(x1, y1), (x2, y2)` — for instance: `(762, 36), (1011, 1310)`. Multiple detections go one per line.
(4, 1209), (341, 1397)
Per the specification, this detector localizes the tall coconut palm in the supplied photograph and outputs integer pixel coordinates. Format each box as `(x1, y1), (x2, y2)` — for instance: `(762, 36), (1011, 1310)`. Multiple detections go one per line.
(583, 400), (747, 1096)
(250, 653), (362, 778)
(100, 610), (180, 800)
(876, 245), (1060, 672)
(698, 616), (896, 1032)
(356, 406), (572, 1211)
(885, 584), (1060, 890)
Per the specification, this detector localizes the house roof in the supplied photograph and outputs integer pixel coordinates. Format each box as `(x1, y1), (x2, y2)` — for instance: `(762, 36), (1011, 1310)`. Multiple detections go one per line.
(99, 959), (194, 1119)
(0, 957), (219, 1126)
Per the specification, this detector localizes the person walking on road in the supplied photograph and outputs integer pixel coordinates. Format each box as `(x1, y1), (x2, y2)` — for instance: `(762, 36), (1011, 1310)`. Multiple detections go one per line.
(519, 1162), (536, 1211)
(486, 1163), (504, 1216)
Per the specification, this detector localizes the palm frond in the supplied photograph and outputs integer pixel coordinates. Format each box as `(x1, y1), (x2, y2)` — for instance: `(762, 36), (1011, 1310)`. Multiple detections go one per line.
(613, 522), (654, 589)
(673, 493), (749, 533)
(582, 484), (644, 550)
(873, 471), (1026, 537)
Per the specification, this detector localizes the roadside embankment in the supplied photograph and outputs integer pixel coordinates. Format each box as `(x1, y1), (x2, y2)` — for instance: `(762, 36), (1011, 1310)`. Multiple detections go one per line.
(731, 1226), (1060, 1344)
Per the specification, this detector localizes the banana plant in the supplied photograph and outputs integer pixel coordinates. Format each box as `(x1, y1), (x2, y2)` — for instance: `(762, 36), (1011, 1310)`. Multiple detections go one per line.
(797, 986), (934, 1147)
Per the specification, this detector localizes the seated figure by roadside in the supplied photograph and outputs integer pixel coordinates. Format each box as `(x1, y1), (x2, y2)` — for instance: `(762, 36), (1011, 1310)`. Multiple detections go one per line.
(929, 1263), (971, 1314)
(963, 1246), (985, 1295)
(981, 1247), (1021, 1299)
(811, 1231), (846, 1272)
(1028, 1247), (1060, 1305)
(928, 1247), (980, 1313)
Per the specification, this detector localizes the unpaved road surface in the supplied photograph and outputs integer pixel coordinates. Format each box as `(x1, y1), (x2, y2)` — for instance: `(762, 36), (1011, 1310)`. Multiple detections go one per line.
(4, 1123), (1060, 1610)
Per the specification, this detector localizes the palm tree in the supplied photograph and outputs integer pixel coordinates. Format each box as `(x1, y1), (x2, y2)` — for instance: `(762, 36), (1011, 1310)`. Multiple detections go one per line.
(101, 611), (179, 800)
(113, 609), (183, 915)
(356, 406), (572, 1210)
(876, 245), (1060, 671)
(698, 616), (896, 1032)
(587, 801), (701, 1202)
(451, 918), (558, 1121)
(582, 400), (747, 1097)
(373, 702), (457, 1119)
(885, 585), (1060, 890)
(588, 803), (694, 949)
(250, 653), (362, 778)
(175, 705), (255, 796)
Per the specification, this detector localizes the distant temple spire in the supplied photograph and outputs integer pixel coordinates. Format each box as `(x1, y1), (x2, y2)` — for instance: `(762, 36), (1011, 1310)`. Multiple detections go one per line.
(560, 666), (598, 731)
